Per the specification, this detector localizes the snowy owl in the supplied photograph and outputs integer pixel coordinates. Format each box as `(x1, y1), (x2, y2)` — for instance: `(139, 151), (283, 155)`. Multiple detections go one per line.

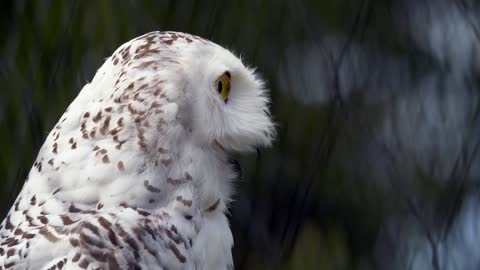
(0, 31), (274, 269)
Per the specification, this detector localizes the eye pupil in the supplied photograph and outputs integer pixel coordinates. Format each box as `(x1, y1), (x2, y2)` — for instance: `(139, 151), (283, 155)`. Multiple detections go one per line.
(217, 81), (223, 94)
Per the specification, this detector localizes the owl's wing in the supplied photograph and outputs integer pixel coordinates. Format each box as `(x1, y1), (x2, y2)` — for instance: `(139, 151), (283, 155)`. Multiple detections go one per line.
(0, 197), (196, 270)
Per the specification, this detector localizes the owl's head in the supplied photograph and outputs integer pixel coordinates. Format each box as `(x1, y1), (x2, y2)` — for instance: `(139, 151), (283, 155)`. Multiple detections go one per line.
(177, 39), (275, 153)
(25, 31), (274, 207)
(69, 31), (274, 157)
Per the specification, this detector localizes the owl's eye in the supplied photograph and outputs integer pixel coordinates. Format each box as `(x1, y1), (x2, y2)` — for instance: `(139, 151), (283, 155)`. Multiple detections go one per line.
(215, 72), (231, 103)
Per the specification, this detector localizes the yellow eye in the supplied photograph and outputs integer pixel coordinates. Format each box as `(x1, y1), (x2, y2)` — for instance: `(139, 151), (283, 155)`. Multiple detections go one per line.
(215, 71), (231, 103)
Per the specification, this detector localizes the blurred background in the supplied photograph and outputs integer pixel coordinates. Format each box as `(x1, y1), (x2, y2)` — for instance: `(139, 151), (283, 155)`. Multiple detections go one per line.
(1, 0), (480, 269)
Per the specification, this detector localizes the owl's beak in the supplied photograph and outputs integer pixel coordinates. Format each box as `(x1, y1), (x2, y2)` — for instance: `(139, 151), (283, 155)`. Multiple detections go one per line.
(255, 146), (265, 160)
(213, 140), (226, 153)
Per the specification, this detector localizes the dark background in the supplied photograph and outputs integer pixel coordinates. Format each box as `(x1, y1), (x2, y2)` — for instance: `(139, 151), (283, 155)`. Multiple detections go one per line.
(1, 1), (480, 269)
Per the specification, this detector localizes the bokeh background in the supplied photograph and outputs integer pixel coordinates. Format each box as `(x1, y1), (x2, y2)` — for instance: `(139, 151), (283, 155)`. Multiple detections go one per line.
(1, 0), (480, 269)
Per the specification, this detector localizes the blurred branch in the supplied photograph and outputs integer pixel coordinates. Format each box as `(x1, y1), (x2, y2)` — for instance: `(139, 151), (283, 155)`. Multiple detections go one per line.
(441, 102), (480, 240)
(276, 0), (373, 268)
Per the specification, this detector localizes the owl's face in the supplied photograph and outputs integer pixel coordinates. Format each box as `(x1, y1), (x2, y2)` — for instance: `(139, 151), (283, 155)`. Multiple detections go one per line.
(176, 42), (275, 152)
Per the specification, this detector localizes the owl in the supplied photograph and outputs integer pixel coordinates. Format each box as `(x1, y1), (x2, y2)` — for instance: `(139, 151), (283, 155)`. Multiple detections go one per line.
(0, 31), (275, 270)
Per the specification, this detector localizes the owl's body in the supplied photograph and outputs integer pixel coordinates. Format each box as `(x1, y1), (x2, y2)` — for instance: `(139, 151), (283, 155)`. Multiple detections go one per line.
(0, 31), (274, 269)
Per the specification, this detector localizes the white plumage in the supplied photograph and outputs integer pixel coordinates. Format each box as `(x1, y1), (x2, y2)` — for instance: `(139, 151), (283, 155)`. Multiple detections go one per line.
(0, 31), (274, 270)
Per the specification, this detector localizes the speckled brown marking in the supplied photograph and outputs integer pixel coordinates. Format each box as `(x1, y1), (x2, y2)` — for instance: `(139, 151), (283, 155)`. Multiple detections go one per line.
(114, 224), (140, 259)
(127, 103), (138, 114)
(205, 199), (221, 212)
(39, 216), (49, 224)
(97, 202), (103, 210)
(143, 224), (157, 240)
(69, 204), (82, 213)
(22, 233), (35, 239)
(150, 101), (161, 109)
(6, 248), (15, 258)
(121, 44), (131, 59)
(72, 253), (81, 262)
(93, 145), (100, 151)
(119, 70), (127, 79)
(136, 209), (150, 217)
(117, 161), (125, 171)
(57, 260), (65, 269)
(6, 239), (19, 247)
(14, 228), (23, 236)
(138, 83), (149, 91)
(167, 177), (190, 185)
(134, 60), (156, 70)
(53, 143), (58, 154)
(39, 226), (60, 242)
(89, 130), (96, 138)
(100, 115), (111, 135)
(48, 158), (54, 166)
(168, 241), (187, 263)
(82, 222), (100, 236)
(26, 215), (36, 227)
(71, 142), (77, 149)
(89, 250), (108, 263)
(102, 155), (110, 163)
(165, 228), (183, 245)
(4, 215), (13, 231)
(106, 228), (119, 247)
(115, 141), (126, 150)
(83, 112), (90, 118)
(144, 180), (161, 193)
(30, 195), (37, 206)
(109, 127), (122, 136)
(161, 159), (172, 166)
(80, 232), (105, 250)
(138, 141), (147, 149)
(70, 238), (79, 248)
(1, 237), (15, 246)
(97, 216), (112, 230)
(134, 49), (160, 60)
(176, 196), (192, 207)
(54, 133), (60, 141)
(133, 93), (145, 102)
(104, 107), (113, 112)
(53, 188), (61, 195)
(93, 111), (102, 123)
(113, 58), (119, 65)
